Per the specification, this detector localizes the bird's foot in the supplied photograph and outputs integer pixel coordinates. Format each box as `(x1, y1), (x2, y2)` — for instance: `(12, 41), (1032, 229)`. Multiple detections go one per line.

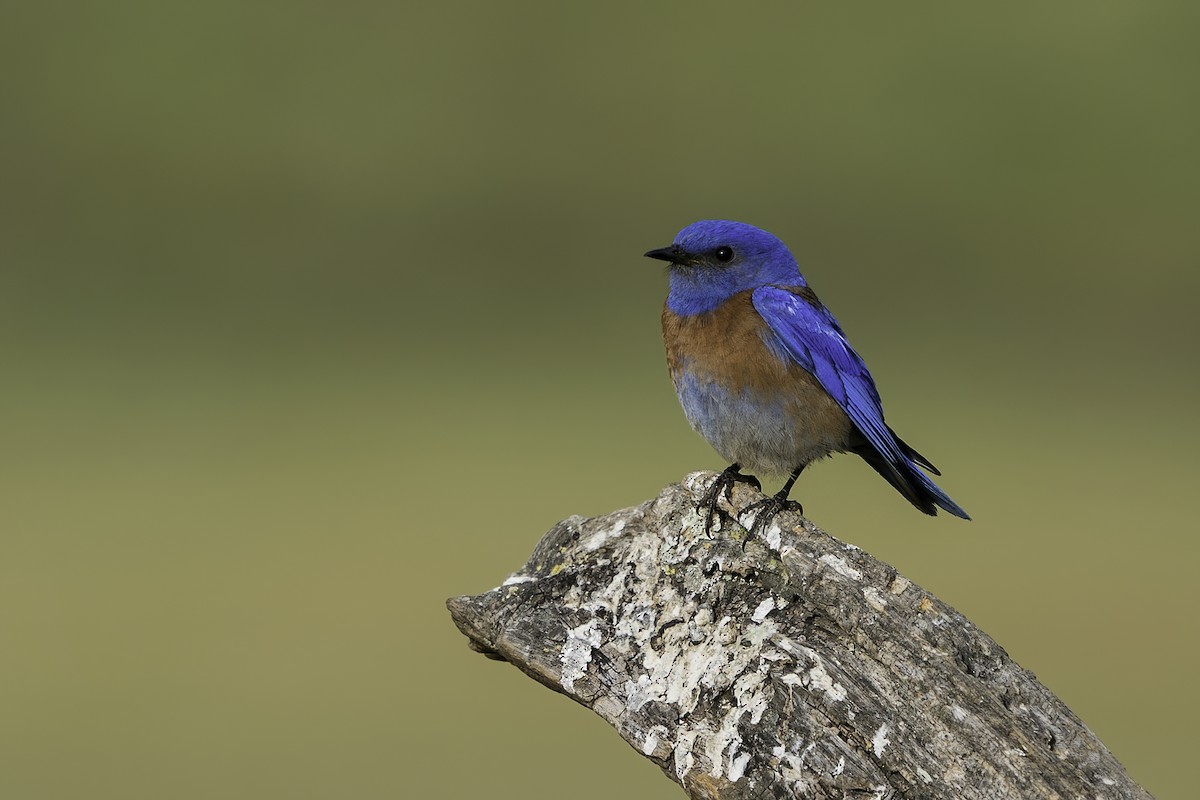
(740, 493), (804, 535)
(699, 464), (762, 533)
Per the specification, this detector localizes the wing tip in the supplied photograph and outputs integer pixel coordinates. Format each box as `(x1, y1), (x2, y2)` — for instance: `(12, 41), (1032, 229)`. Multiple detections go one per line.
(936, 498), (972, 521)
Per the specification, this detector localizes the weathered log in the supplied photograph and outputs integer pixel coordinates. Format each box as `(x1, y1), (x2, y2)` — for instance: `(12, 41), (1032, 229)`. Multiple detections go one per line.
(447, 473), (1152, 800)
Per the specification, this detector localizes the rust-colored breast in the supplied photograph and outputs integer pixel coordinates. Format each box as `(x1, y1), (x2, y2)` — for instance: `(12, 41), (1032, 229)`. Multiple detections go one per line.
(661, 289), (853, 466)
(661, 290), (815, 396)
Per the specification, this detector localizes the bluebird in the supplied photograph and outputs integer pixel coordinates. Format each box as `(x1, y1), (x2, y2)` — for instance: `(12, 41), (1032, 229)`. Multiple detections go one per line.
(645, 220), (969, 531)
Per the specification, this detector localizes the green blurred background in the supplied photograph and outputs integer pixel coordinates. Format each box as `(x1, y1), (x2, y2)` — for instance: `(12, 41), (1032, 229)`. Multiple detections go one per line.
(2, 2), (1196, 797)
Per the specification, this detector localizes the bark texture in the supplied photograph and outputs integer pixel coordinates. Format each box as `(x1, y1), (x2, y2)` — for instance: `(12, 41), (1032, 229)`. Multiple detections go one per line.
(447, 473), (1152, 800)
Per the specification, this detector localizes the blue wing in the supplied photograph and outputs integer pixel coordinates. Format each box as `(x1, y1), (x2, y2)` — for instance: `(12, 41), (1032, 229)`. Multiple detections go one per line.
(752, 285), (969, 519)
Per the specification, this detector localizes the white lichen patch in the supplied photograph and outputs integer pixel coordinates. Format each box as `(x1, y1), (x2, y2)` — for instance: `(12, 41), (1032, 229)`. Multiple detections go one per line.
(818, 553), (862, 581)
(728, 751), (751, 782)
(770, 637), (848, 703)
(500, 574), (535, 586)
(582, 567), (632, 616)
(608, 604), (656, 658)
(635, 612), (779, 715)
(739, 505), (780, 537)
(771, 739), (820, 790)
(752, 597), (776, 622)
(560, 619), (602, 691)
(683, 472), (720, 500)
(735, 670), (771, 725)
(612, 565), (791, 784)
(624, 674), (657, 712)
(871, 723), (891, 757)
(582, 517), (625, 551)
(673, 728), (700, 779)
(638, 724), (675, 760)
(763, 524), (782, 551)
(805, 658), (848, 702)
(705, 709), (746, 782)
(950, 704), (968, 722)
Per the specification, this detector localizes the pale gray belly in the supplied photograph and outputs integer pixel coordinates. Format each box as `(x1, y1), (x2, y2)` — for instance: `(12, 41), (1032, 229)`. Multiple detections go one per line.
(674, 370), (852, 477)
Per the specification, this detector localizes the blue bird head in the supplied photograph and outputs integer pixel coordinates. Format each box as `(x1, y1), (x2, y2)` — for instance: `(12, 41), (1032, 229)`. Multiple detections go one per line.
(645, 220), (805, 316)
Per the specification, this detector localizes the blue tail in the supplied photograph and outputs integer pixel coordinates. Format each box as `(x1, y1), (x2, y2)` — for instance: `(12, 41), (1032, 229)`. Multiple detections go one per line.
(853, 433), (971, 520)
(911, 466), (971, 519)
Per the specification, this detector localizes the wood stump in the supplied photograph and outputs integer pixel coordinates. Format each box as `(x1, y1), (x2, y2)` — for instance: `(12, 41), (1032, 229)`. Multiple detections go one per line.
(447, 473), (1151, 799)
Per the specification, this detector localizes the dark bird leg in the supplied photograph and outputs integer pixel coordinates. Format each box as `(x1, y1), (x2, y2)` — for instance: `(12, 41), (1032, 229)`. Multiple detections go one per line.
(742, 465), (806, 533)
(699, 463), (762, 533)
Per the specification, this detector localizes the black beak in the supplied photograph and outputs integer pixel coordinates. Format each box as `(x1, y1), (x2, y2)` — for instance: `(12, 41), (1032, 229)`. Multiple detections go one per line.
(644, 244), (687, 264)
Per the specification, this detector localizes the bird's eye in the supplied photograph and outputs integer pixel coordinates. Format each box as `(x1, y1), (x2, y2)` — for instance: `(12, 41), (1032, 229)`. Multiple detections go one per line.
(714, 246), (734, 262)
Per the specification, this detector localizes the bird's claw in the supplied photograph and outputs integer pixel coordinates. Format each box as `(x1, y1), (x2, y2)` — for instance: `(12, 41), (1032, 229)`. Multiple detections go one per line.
(741, 495), (804, 535)
(699, 465), (762, 533)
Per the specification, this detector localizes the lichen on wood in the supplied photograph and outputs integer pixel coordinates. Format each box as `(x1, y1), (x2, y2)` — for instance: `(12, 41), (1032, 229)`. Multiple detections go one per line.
(447, 473), (1152, 800)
